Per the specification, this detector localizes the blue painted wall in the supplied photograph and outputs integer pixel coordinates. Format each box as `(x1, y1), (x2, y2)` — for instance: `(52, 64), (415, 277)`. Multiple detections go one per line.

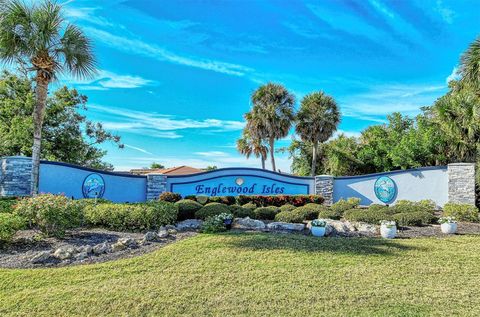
(167, 168), (314, 197)
(333, 166), (448, 207)
(39, 161), (147, 202)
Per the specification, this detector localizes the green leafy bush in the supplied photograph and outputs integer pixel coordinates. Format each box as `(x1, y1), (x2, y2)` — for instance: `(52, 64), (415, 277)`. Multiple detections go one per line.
(392, 211), (436, 226)
(343, 208), (392, 224)
(390, 200), (435, 214)
(195, 203), (230, 220)
(242, 202), (257, 211)
(209, 196), (236, 205)
(0, 198), (18, 213)
(195, 196), (209, 205)
(254, 206), (280, 220)
(84, 201), (177, 231)
(174, 199), (203, 221)
(443, 203), (479, 222)
(200, 213), (233, 233)
(0, 213), (25, 242)
(274, 204), (320, 223)
(330, 198), (361, 215)
(228, 205), (254, 218)
(159, 192), (182, 203)
(318, 207), (342, 220)
(14, 194), (83, 237)
(236, 195), (324, 207)
(279, 204), (296, 212)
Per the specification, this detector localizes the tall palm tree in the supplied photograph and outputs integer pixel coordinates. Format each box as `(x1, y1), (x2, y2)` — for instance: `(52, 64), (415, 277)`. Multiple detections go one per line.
(0, 0), (96, 194)
(296, 91), (340, 176)
(236, 129), (268, 169)
(459, 36), (480, 93)
(250, 83), (295, 172)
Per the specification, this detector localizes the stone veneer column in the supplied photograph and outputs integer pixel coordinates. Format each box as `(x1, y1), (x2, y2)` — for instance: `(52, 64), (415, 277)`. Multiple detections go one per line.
(447, 163), (476, 205)
(0, 156), (32, 197)
(146, 174), (167, 200)
(315, 175), (334, 205)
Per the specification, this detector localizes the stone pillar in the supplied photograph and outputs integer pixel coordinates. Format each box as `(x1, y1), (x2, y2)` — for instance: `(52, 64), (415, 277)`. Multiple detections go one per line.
(315, 175), (334, 205)
(447, 163), (476, 205)
(146, 174), (167, 200)
(0, 156), (32, 197)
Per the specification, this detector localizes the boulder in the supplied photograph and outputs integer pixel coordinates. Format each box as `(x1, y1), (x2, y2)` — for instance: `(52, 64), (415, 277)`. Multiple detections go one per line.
(31, 251), (51, 264)
(354, 222), (377, 234)
(327, 220), (353, 234)
(233, 217), (266, 230)
(53, 246), (75, 260)
(93, 242), (109, 255)
(76, 245), (93, 254)
(111, 242), (127, 252)
(143, 231), (158, 242)
(75, 252), (89, 260)
(118, 237), (137, 248)
(267, 222), (305, 231)
(158, 227), (169, 238)
(176, 219), (203, 231)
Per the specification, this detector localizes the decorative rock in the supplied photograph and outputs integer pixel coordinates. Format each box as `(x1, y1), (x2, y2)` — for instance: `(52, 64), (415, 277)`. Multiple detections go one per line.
(267, 222), (305, 231)
(75, 252), (89, 260)
(93, 242), (109, 255)
(111, 242), (127, 252)
(165, 225), (177, 230)
(327, 220), (353, 234)
(118, 237), (137, 248)
(143, 231), (158, 242)
(76, 245), (93, 254)
(233, 217), (266, 230)
(158, 227), (169, 238)
(53, 246), (75, 260)
(354, 222), (377, 234)
(176, 219), (203, 231)
(31, 251), (51, 264)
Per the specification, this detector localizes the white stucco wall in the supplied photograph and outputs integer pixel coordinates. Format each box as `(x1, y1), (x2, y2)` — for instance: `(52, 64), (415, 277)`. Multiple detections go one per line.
(333, 166), (448, 207)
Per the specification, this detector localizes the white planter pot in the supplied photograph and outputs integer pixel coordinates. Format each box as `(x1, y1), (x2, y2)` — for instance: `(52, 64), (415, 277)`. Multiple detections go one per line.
(311, 226), (326, 237)
(441, 222), (457, 234)
(380, 225), (397, 239)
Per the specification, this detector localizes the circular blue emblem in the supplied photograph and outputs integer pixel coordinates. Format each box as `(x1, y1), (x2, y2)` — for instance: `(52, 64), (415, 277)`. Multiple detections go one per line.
(82, 173), (105, 198)
(374, 176), (396, 203)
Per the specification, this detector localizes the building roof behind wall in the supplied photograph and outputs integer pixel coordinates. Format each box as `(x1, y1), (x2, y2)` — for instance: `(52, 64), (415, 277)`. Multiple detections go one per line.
(130, 165), (203, 175)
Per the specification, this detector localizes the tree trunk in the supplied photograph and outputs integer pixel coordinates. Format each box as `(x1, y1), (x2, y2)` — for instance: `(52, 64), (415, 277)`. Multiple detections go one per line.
(311, 141), (318, 177)
(31, 76), (49, 195)
(261, 156), (265, 169)
(269, 138), (276, 172)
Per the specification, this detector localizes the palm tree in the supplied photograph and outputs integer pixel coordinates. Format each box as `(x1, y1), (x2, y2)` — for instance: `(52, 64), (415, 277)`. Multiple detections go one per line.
(236, 129), (268, 169)
(459, 36), (480, 93)
(0, 0), (96, 194)
(250, 83), (295, 171)
(296, 91), (340, 176)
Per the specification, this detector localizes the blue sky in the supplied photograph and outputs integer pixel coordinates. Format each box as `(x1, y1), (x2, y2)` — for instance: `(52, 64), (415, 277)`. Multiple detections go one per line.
(57, 0), (479, 172)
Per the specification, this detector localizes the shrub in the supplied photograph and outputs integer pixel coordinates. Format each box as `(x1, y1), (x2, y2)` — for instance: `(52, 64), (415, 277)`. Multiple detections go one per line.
(274, 204), (320, 223)
(318, 207), (342, 220)
(242, 202), (257, 211)
(201, 213), (233, 233)
(159, 192), (182, 203)
(390, 200), (435, 214)
(443, 203), (479, 222)
(174, 199), (203, 221)
(84, 201), (177, 231)
(184, 195), (196, 201)
(254, 206), (280, 220)
(0, 198), (18, 213)
(343, 208), (392, 224)
(209, 196), (236, 205)
(279, 204), (296, 212)
(196, 195), (209, 205)
(0, 213), (25, 242)
(330, 198), (361, 215)
(236, 195), (324, 207)
(392, 211), (436, 226)
(14, 194), (83, 237)
(228, 205), (254, 218)
(195, 203), (230, 220)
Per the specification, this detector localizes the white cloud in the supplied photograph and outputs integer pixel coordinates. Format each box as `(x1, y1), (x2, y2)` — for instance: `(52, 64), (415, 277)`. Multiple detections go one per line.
(446, 67), (459, 84)
(123, 144), (154, 155)
(194, 151), (229, 157)
(61, 69), (155, 90)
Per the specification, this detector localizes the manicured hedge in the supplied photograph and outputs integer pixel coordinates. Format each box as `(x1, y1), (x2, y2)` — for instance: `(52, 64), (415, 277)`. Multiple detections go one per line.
(254, 206), (280, 220)
(343, 208), (391, 224)
(174, 199), (203, 220)
(330, 198), (361, 214)
(0, 197), (18, 213)
(237, 195), (324, 207)
(195, 203), (231, 220)
(0, 213), (25, 242)
(390, 200), (436, 214)
(274, 204), (322, 223)
(14, 194), (83, 237)
(279, 204), (296, 212)
(392, 211), (436, 226)
(228, 205), (254, 218)
(84, 201), (177, 231)
(159, 192), (182, 203)
(185, 195), (236, 205)
(242, 202), (257, 211)
(443, 203), (479, 222)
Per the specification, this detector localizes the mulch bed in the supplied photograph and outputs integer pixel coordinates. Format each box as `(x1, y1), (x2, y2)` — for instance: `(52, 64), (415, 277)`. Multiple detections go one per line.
(396, 222), (480, 238)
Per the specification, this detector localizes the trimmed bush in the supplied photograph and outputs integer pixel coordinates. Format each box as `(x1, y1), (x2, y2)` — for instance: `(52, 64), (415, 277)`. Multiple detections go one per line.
(274, 204), (321, 223)
(84, 201), (177, 231)
(318, 207), (342, 220)
(279, 204), (296, 212)
(209, 196), (236, 205)
(195, 203), (230, 220)
(443, 203), (479, 222)
(0, 198), (18, 213)
(159, 192), (182, 203)
(14, 194), (83, 237)
(392, 211), (436, 226)
(242, 202), (257, 211)
(390, 200), (435, 214)
(228, 205), (254, 218)
(254, 206), (280, 220)
(330, 198), (361, 214)
(343, 208), (392, 224)
(196, 196), (209, 205)
(237, 195), (324, 207)
(174, 199), (203, 220)
(0, 213), (25, 242)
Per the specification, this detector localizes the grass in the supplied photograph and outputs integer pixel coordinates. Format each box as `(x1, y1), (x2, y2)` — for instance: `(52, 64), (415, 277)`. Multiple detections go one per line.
(1, 233), (480, 316)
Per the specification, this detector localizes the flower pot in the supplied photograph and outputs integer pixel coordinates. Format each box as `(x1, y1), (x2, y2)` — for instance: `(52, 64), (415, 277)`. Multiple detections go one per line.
(441, 222), (457, 234)
(311, 226), (326, 237)
(380, 225), (397, 239)
(224, 219), (233, 230)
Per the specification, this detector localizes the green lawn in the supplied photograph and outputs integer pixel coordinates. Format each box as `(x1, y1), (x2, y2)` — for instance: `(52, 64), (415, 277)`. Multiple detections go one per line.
(1, 233), (480, 316)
